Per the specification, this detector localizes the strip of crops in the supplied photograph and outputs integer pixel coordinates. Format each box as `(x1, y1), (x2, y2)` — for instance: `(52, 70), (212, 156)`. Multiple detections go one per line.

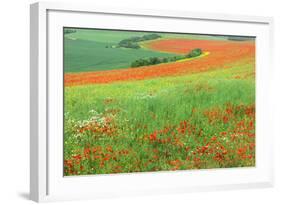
(64, 39), (254, 86)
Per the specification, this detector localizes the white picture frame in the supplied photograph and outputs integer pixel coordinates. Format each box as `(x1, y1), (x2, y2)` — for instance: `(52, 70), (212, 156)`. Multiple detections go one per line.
(30, 1), (274, 202)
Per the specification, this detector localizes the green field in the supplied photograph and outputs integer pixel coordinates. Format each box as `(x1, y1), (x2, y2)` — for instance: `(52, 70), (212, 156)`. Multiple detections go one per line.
(64, 28), (227, 73)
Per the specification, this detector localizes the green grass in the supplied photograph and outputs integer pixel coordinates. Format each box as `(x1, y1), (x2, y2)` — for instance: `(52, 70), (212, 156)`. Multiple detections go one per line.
(64, 28), (228, 73)
(64, 60), (255, 175)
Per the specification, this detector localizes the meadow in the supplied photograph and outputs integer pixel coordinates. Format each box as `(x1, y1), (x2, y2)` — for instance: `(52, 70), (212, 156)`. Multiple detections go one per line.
(63, 28), (255, 176)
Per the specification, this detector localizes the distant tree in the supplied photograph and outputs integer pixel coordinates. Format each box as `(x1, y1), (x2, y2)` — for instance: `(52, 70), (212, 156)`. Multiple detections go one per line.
(162, 58), (168, 63)
(117, 33), (161, 49)
(227, 36), (253, 41)
(185, 48), (202, 58)
(148, 57), (161, 65)
(131, 48), (203, 68)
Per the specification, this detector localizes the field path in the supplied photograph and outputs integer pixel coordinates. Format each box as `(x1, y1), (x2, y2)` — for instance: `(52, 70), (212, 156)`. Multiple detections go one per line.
(65, 39), (255, 86)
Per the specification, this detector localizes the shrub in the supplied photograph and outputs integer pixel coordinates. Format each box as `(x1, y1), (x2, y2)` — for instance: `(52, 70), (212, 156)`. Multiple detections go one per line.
(185, 48), (202, 58)
(149, 57), (161, 65)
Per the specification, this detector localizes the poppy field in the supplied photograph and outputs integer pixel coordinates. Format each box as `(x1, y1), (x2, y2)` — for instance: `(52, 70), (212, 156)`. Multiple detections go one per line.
(63, 28), (255, 176)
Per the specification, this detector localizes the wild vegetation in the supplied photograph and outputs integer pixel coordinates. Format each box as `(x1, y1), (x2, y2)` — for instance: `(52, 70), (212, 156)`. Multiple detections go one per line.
(63, 28), (255, 176)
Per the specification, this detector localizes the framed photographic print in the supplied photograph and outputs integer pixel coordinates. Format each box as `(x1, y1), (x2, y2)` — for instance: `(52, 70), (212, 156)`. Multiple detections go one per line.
(30, 1), (274, 202)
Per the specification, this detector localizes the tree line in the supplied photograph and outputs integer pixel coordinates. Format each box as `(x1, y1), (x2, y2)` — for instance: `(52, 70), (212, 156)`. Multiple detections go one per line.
(117, 34), (161, 49)
(227, 36), (253, 41)
(131, 48), (202, 67)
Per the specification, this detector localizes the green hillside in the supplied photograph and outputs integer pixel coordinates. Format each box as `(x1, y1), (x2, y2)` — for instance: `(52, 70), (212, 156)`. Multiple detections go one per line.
(63, 28), (227, 73)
